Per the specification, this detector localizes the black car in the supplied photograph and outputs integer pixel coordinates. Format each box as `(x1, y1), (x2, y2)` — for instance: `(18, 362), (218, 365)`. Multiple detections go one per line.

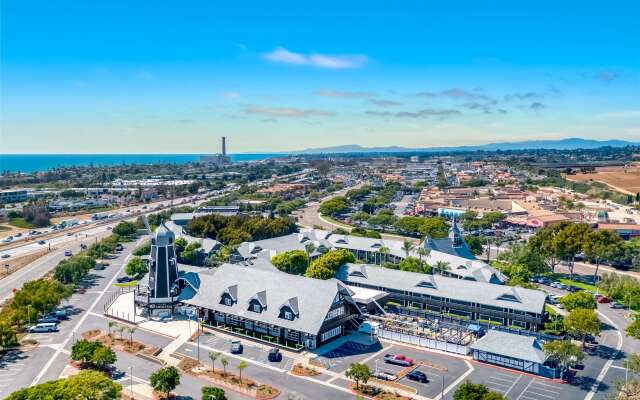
(268, 348), (282, 362)
(407, 370), (428, 383)
(116, 276), (132, 283)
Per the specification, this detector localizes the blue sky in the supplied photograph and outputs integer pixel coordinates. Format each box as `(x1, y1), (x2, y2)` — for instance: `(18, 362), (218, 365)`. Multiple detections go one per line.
(2, 1), (639, 153)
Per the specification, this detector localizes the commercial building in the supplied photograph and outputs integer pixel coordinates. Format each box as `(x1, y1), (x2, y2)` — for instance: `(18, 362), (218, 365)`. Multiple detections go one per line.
(234, 228), (506, 284)
(178, 263), (362, 350)
(0, 189), (28, 204)
(336, 263), (546, 329)
(470, 330), (556, 377)
(135, 224), (361, 350)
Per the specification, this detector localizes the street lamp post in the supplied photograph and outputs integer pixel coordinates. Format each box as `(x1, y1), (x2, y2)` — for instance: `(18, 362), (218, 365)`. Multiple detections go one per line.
(129, 366), (134, 399)
(441, 374), (445, 400)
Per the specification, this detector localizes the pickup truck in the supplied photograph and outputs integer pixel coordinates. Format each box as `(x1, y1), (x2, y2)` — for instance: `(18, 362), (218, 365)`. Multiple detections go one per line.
(383, 354), (414, 367)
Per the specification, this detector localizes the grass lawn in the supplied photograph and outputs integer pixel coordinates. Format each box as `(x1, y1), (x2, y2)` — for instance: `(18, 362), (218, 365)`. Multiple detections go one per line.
(114, 280), (138, 288)
(8, 218), (34, 229)
(545, 304), (558, 316)
(321, 214), (353, 229)
(0, 225), (11, 231)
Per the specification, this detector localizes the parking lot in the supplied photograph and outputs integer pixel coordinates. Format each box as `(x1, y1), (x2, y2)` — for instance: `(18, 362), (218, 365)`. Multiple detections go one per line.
(363, 344), (472, 398)
(0, 350), (27, 393)
(313, 340), (384, 372)
(178, 331), (295, 371)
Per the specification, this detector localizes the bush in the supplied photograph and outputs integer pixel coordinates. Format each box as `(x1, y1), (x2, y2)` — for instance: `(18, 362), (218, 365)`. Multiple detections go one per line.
(133, 240), (151, 256)
(6, 370), (121, 400)
(398, 257), (432, 274)
(112, 221), (137, 238)
(150, 366), (181, 399)
(54, 255), (96, 285)
(202, 386), (226, 400)
(71, 339), (117, 370)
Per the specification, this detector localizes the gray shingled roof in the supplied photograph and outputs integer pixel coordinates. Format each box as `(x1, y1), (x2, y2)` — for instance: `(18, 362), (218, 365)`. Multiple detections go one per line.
(470, 330), (548, 364)
(178, 263), (357, 335)
(336, 263), (546, 314)
(234, 228), (505, 284)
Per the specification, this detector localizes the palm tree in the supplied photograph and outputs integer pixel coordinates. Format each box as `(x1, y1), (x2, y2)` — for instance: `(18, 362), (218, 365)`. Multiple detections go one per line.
(416, 246), (431, 261)
(127, 327), (137, 346)
(108, 321), (116, 336)
(434, 261), (450, 275)
(237, 361), (248, 384)
(117, 326), (125, 340)
(402, 240), (415, 258)
(208, 351), (220, 372)
(220, 357), (229, 375)
(377, 246), (390, 265)
(304, 243), (316, 266)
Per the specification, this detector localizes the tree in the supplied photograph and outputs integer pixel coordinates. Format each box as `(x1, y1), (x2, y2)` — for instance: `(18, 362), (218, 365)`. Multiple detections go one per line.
(345, 363), (371, 390)
(583, 229), (621, 282)
(402, 240), (415, 258)
(464, 235), (484, 256)
(71, 339), (100, 365)
(220, 357), (229, 375)
(6, 370), (121, 400)
(150, 366), (181, 399)
(417, 246), (430, 263)
(127, 327), (137, 346)
(453, 381), (495, 400)
(305, 249), (355, 280)
(528, 223), (568, 272)
(434, 260), (451, 275)
(202, 386), (227, 400)
(0, 323), (18, 350)
(552, 223), (590, 278)
(564, 308), (601, 347)
(113, 221), (137, 238)
(271, 250), (309, 275)
(377, 246), (390, 265)
(236, 361), (248, 384)
(319, 197), (348, 216)
(304, 243), (316, 266)
(125, 257), (148, 278)
(398, 257), (432, 274)
(91, 346), (117, 370)
(108, 321), (116, 336)
(543, 340), (584, 379)
(560, 292), (597, 311)
(627, 315), (640, 339)
(208, 351), (220, 372)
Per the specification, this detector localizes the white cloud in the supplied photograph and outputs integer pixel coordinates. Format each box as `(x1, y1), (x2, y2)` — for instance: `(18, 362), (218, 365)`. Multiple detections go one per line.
(263, 47), (368, 69)
(315, 89), (374, 98)
(245, 105), (335, 118)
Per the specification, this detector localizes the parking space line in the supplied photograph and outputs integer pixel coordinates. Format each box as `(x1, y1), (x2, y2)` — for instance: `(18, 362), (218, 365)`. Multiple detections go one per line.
(489, 375), (515, 383)
(524, 390), (556, 399)
(516, 378), (535, 400)
(532, 381), (559, 389)
(529, 385), (558, 395)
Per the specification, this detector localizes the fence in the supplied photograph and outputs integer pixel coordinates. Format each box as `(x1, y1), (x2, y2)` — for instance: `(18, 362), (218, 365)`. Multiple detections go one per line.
(103, 287), (143, 324)
(378, 328), (469, 355)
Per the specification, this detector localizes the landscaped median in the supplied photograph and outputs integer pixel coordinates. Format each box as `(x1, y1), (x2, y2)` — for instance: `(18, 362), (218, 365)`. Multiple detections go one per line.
(176, 356), (280, 400)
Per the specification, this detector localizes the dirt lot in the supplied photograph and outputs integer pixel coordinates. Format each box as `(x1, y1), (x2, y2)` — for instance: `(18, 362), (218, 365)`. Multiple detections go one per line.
(566, 164), (640, 195)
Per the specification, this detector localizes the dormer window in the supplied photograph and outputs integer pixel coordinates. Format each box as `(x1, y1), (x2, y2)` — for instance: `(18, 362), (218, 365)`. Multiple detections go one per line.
(252, 303), (262, 313)
(284, 310), (293, 320)
(416, 280), (437, 289)
(224, 297), (233, 306)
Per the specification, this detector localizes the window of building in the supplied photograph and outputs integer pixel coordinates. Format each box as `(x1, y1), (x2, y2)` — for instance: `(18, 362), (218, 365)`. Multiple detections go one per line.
(321, 326), (342, 342)
(252, 303), (261, 313)
(325, 306), (345, 320)
(224, 297), (233, 306)
(284, 310), (293, 320)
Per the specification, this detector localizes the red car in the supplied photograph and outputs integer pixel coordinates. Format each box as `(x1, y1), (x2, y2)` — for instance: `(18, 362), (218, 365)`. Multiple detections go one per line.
(384, 354), (414, 367)
(597, 296), (611, 304)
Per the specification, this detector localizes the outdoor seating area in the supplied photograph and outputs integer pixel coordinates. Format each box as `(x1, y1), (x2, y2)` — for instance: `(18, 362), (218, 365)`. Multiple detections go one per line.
(202, 321), (305, 351)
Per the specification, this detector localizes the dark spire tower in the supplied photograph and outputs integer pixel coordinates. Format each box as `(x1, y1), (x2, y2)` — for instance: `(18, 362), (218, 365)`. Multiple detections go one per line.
(149, 222), (178, 299)
(222, 136), (227, 157)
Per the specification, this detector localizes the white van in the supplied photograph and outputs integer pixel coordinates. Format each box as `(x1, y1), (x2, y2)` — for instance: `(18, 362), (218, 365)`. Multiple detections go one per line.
(29, 323), (58, 333)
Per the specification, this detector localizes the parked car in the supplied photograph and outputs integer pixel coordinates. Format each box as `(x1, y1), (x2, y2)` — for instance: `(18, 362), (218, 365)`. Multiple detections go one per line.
(383, 354), (414, 367)
(38, 316), (59, 324)
(610, 302), (624, 309)
(268, 348), (281, 362)
(38, 240), (46, 245)
(597, 296), (611, 304)
(116, 276), (133, 283)
(115, 244), (124, 251)
(374, 371), (398, 381)
(53, 309), (68, 319)
(29, 323), (58, 333)
(406, 370), (428, 383)
(230, 340), (243, 354)
(64, 250), (72, 256)
(1, 254), (10, 259)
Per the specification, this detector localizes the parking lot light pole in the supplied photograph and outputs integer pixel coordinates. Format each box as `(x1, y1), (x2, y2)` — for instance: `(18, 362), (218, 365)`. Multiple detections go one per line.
(129, 366), (134, 399)
(441, 374), (445, 400)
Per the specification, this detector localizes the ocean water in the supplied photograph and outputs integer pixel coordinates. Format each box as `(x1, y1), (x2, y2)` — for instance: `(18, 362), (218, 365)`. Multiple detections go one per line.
(0, 153), (282, 173)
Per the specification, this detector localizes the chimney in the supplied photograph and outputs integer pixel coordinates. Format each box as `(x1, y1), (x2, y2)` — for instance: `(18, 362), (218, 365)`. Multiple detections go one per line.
(221, 136), (227, 156)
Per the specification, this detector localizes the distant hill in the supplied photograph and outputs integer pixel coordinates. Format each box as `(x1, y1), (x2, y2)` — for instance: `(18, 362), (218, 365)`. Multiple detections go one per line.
(295, 138), (639, 154)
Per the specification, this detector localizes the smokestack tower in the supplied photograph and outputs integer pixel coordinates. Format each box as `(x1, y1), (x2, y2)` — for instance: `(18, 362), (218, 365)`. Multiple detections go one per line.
(221, 136), (227, 157)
